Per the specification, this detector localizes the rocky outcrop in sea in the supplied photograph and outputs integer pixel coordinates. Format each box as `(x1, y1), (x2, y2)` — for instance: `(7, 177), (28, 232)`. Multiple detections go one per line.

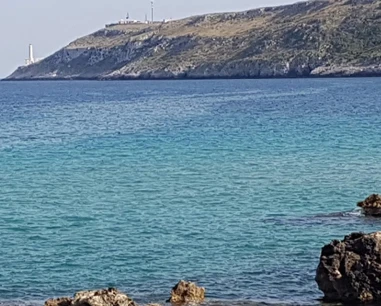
(357, 194), (381, 216)
(168, 281), (205, 304)
(45, 288), (136, 306)
(316, 232), (381, 303)
(44, 281), (205, 306)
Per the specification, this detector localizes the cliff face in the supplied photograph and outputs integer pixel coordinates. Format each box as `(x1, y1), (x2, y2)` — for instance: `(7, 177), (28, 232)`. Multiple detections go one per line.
(6, 0), (381, 80)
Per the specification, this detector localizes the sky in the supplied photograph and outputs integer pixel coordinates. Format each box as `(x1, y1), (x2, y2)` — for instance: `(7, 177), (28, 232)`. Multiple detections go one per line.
(0, 0), (297, 78)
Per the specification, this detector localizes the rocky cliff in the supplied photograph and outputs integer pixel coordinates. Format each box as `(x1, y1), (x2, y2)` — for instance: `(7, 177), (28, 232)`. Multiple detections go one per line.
(6, 0), (381, 80)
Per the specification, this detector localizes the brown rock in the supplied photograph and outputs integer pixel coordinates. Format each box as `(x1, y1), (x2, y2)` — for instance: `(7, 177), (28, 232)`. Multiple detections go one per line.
(316, 232), (381, 303)
(357, 194), (381, 216)
(72, 288), (136, 306)
(45, 289), (136, 306)
(168, 280), (205, 304)
(45, 297), (73, 306)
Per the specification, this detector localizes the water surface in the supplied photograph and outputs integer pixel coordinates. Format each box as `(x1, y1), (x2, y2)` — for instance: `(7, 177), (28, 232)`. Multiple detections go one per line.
(1, 79), (381, 305)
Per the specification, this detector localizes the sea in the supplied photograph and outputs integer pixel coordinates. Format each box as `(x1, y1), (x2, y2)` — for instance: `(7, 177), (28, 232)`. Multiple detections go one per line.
(1, 79), (381, 306)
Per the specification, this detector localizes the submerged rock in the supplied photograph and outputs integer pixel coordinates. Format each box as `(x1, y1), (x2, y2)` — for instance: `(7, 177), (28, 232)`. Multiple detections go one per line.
(316, 232), (381, 303)
(168, 280), (205, 304)
(357, 194), (381, 216)
(45, 288), (136, 306)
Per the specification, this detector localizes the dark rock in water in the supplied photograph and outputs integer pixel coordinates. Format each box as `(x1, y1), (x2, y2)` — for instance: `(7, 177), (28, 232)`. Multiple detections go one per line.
(316, 232), (381, 303)
(45, 298), (73, 306)
(357, 194), (381, 216)
(168, 280), (205, 304)
(45, 288), (136, 306)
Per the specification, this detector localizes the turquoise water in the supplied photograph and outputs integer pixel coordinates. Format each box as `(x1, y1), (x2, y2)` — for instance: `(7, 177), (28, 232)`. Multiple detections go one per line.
(1, 79), (381, 305)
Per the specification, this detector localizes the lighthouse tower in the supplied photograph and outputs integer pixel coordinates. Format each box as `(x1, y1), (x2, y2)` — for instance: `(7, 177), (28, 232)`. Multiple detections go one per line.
(25, 44), (35, 65)
(29, 44), (34, 63)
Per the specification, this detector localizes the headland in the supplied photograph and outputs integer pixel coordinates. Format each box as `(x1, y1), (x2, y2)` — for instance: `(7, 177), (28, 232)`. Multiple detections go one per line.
(5, 0), (381, 80)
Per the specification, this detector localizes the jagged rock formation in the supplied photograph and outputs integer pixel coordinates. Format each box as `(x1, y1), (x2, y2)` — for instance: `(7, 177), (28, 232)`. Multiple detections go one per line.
(168, 281), (205, 304)
(45, 288), (136, 306)
(316, 232), (381, 303)
(357, 194), (381, 216)
(6, 0), (381, 80)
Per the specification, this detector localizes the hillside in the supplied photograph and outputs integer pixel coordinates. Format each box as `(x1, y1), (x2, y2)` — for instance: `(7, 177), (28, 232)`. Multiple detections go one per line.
(6, 0), (381, 80)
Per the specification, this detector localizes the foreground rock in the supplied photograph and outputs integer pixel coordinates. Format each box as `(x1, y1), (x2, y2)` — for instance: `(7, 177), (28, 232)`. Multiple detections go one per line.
(168, 280), (205, 304)
(316, 232), (381, 303)
(357, 194), (381, 216)
(45, 288), (136, 306)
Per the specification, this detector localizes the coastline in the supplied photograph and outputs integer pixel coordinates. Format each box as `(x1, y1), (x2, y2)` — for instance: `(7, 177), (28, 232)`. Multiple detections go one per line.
(4, 71), (381, 82)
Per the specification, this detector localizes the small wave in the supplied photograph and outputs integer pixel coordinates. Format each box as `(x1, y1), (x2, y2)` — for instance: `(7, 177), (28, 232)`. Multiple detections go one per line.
(263, 209), (365, 227)
(343, 208), (363, 217)
(313, 208), (362, 218)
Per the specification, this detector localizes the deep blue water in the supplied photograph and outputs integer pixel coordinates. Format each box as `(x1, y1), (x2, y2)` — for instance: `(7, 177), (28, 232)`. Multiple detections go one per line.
(1, 79), (381, 306)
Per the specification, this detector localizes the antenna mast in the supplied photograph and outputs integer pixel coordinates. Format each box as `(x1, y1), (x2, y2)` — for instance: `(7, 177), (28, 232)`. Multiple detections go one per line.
(151, 0), (154, 23)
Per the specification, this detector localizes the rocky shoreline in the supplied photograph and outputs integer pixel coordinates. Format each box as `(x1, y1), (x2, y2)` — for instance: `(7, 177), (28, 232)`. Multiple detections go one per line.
(4, 68), (381, 81)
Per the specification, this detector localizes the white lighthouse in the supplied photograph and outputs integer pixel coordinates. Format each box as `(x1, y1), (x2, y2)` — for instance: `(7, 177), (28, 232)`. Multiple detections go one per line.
(29, 44), (34, 63)
(25, 44), (35, 65)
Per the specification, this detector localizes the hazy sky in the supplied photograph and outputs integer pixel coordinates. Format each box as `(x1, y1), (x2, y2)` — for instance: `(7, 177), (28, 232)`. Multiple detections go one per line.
(0, 0), (296, 78)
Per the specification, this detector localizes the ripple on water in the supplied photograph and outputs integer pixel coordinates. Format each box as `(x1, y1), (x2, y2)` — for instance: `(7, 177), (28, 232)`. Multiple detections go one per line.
(1, 79), (381, 305)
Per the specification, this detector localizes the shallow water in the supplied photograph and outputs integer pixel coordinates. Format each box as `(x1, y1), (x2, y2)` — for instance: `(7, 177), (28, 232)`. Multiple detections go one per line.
(1, 79), (381, 305)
